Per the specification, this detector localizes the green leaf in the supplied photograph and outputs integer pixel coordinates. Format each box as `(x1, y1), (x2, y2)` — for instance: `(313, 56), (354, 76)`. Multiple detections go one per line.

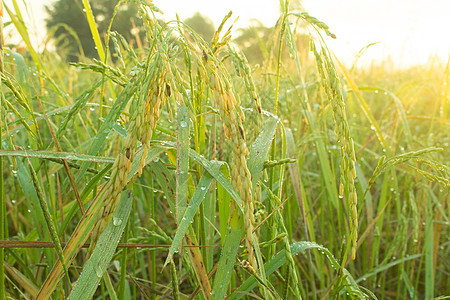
(176, 103), (190, 223)
(212, 203), (244, 299)
(162, 141), (242, 212)
(217, 163), (231, 243)
(0, 149), (114, 164)
(355, 254), (421, 283)
(164, 170), (214, 266)
(8, 49), (29, 88)
(248, 116), (278, 187)
(68, 190), (132, 299)
(229, 241), (366, 300)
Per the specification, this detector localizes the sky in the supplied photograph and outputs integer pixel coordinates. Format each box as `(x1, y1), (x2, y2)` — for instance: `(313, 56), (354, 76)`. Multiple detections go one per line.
(3, 0), (450, 68)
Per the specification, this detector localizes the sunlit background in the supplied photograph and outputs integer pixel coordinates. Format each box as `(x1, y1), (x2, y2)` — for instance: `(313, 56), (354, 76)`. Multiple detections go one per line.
(3, 0), (450, 68)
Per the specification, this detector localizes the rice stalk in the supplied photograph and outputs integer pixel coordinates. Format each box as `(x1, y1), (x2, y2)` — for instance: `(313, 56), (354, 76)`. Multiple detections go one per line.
(312, 42), (359, 260)
(27, 157), (71, 290)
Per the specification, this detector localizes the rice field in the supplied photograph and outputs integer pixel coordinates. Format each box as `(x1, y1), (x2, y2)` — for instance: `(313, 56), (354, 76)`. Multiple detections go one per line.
(0, 1), (449, 299)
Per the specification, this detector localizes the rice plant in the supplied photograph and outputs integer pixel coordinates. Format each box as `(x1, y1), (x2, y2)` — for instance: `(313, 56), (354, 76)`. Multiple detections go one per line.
(0, 0), (448, 299)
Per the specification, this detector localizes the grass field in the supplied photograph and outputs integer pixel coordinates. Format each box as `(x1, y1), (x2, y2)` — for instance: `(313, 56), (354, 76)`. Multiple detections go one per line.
(0, 0), (449, 299)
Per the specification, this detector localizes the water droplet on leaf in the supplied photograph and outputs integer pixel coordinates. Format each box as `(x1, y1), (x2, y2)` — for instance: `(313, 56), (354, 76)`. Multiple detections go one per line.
(113, 216), (122, 226)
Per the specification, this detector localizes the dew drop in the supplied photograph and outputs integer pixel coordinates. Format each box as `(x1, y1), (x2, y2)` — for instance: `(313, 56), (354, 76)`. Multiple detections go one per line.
(95, 264), (103, 278)
(370, 125), (375, 130)
(83, 8), (87, 12)
(113, 216), (123, 226)
(200, 186), (206, 191)
(180, 121), (187, 128)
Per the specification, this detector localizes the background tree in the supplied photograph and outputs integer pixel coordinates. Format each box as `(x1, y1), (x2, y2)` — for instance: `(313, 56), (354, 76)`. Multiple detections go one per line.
(234, 21), (273, 65)
(45, 0), (144, 61)
(184, 12), (215, 43)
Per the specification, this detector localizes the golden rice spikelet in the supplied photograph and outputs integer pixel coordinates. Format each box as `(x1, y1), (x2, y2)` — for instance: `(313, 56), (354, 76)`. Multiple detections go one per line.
(216, 87), (258, 270)
(138, 72), (168, 176)
(313, 43), (359, 260)
(89, 60), (169, 254)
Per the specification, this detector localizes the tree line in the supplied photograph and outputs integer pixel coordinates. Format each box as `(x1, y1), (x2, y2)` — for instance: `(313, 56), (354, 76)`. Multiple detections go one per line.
(46, 0), (309, 64)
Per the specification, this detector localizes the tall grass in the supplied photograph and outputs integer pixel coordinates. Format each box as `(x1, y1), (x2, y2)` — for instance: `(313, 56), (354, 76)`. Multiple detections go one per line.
(0, 0), (448, 299)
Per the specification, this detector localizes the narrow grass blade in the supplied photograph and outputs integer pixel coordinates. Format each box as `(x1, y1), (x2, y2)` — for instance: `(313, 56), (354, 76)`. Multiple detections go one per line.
(103, 273), (118, 300)
(229, 241), (366, 300)
(176, 103), (190, 223)
(2, 97), (35, 138)
(424, 201), (434, 300)
(8, 103), (97, 136)
(15, 158), (52, 242)
(127, 148), (167, 181)
(60, 164), (112, 234)
(27, 158), (71, 288)
(248, 116), (278, 187)
(53, 80), (104, 142)
(150, 160), (176, 216)
(81, 0), (105, 62)
(163, 141), (242, 211)
(68, 190), (132, 300)
(212, 203), (244, 299)
(185, 233), (212, 299)
(0, 149), (115, 164)
(36, 186), (108, 300)
(359, 86), (413, 148)
(1, 73), (32, 113)
(355, 254), (421, 283)
(7, 49), (29, 87)
(4, 262), (38, 298)
(165, 171), (214, 265)
(217, 163), (231, 243)
(3, 2), (44, 72)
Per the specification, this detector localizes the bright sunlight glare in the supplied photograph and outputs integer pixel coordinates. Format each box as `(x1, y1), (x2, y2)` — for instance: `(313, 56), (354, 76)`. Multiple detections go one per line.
(4, 0), (450, 68)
